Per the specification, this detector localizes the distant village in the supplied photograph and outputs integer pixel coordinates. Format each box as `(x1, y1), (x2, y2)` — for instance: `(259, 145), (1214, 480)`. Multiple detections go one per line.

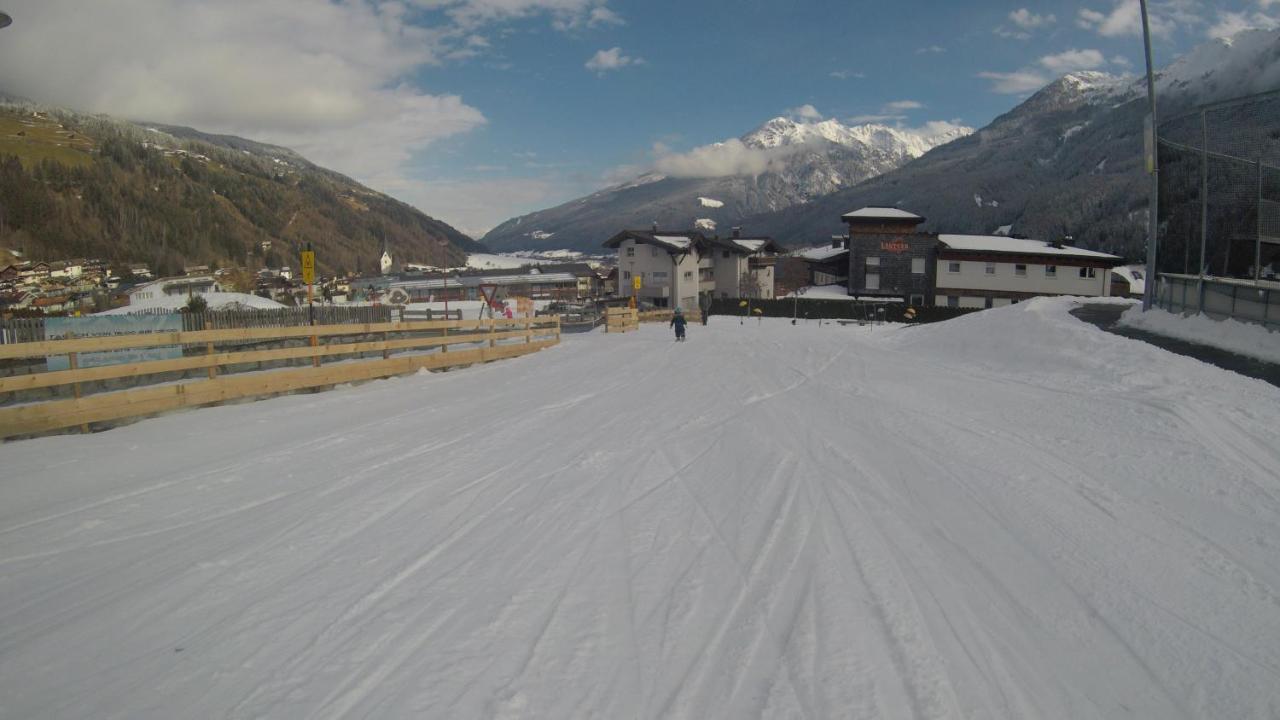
(0, 203), (1146, 320)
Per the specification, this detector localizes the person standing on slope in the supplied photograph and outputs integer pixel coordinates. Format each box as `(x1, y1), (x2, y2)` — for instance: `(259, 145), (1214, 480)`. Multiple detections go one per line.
(670, 307), (688, 342)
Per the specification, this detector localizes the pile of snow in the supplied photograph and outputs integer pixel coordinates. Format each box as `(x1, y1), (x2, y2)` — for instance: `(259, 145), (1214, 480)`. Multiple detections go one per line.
(694, 218), (717, 232)
(697, 196), (724, 208)
(3, 297), (1279, 718)
(100, 292), (285, 314)
(1119, 305), (1280, 363)
(781, 284), (856, 300)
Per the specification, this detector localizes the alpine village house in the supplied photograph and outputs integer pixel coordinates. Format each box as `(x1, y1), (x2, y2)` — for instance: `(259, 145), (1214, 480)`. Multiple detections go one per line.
(604, 226), (784, 310)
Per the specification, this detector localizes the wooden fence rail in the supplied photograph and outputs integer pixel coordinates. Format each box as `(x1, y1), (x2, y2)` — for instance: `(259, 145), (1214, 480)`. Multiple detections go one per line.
(0, 316), (560, 439)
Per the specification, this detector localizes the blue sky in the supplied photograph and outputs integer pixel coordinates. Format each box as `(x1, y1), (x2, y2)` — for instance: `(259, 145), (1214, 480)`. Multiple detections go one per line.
(1, 0), (1277, 236)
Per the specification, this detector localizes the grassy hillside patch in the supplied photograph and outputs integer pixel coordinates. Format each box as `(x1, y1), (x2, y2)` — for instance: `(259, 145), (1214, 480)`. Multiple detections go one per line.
(0, 111), (95, 169)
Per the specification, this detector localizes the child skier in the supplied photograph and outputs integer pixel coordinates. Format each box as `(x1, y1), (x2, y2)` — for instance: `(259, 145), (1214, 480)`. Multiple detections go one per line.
(670, 307), (688, 341)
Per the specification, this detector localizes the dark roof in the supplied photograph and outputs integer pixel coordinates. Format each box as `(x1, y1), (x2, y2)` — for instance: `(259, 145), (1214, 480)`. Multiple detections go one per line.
(706, 236), (787, 254)
(603, 230), (707, 253)
(604, 229), (783, 255)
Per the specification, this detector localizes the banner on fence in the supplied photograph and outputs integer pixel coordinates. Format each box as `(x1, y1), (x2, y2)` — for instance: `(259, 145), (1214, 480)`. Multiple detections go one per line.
(46, 315), (184, 371)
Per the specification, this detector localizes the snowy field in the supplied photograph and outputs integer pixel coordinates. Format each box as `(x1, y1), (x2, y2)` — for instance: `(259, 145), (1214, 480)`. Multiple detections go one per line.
(3, 298), (1280, 719)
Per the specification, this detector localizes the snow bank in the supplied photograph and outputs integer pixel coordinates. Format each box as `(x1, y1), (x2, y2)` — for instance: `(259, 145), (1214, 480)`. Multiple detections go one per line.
(1119, 305), (1280, 363)
(780, 284), (856, 299)
(100, 292), (285, 314)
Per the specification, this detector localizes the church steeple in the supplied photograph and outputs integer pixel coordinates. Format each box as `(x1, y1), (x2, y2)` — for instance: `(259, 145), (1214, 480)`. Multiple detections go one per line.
(379, 231), (393, 275)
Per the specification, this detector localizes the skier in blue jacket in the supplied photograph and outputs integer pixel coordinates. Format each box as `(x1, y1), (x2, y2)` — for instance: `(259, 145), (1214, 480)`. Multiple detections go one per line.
(670, 307), (688, 341)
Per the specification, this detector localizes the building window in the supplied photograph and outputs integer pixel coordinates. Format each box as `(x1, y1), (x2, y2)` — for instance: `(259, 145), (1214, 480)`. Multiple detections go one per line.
(947, 296), (959, 308)
(1045, 265), (1057, 277)
(623, 271), (631, 280)
(1079, 266), (1097, 278)
(865, 273), (880, 290)
(722, 250), (731, 258)
(985, 262), (996, 275)
(683, 271), (693, 280)
(909, 293), (924, 306)
(625, 247), (634, 257)
(652, 271), (668, 279)
(1015, 264), (1027, 276)
(865, 256), (880, 267)
(947, 261), (961, 273)
(911, 258), (925, 274)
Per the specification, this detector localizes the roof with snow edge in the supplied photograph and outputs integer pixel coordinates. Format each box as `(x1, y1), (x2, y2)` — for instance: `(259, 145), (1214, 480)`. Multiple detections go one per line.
(841, 207), (925, 221)
(795, 246), (849, 262)
(937, 234), (1122, 261)
(604, 230), (784, 255)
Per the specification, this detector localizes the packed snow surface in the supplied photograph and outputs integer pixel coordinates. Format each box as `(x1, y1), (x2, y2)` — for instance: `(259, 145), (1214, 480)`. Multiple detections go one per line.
(3, 298), (1280, 719)
(1120, 304), (1280, 363)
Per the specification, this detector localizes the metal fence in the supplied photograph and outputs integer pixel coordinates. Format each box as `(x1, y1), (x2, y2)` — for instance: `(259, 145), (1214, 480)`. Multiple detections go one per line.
(1156, 90), (1280, 286)
(1, 304), (396, 344)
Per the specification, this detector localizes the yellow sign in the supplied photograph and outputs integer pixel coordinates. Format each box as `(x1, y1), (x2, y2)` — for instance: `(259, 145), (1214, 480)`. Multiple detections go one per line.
(301, 251), (316, 285)
(632, 275), (642, 290)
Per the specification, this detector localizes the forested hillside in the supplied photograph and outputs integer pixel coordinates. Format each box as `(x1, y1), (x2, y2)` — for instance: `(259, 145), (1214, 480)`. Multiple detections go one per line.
(0, 105), (480, 275)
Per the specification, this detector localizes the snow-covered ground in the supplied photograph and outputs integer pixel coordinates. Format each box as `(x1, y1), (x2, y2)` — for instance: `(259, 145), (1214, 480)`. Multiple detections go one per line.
(465, 252), (540, 270)
(1120, 305), (1280, 364)
(3, 298), (1280, 718)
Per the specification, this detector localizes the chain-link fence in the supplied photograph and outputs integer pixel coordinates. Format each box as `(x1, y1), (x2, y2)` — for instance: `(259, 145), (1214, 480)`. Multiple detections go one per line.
(1157, 90), (1280, 281)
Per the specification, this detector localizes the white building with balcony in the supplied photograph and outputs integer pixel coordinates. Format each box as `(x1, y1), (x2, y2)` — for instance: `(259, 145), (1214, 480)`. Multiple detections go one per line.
(603, 227), (783, 310)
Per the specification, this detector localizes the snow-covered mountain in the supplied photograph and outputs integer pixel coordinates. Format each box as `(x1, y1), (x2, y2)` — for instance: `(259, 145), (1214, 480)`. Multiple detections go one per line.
(737, 28), (1280, 258)
(482, 117), (972, 252)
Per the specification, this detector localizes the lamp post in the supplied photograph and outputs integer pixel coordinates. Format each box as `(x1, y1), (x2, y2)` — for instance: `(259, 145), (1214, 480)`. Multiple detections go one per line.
(1139, 0), (1159, 310)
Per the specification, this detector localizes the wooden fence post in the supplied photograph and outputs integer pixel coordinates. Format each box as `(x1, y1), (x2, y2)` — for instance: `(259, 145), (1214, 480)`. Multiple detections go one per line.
(489, 318), (496, 348)
(525, 317), (532, 344)
(206, 342), (217, 379)
(68, 350), (89, 433)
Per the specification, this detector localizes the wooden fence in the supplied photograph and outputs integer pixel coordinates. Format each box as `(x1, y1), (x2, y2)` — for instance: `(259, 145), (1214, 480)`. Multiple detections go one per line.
(0, 316), (560, 439)
(0, 305), (399, 344)
(605, 307), (638, 333)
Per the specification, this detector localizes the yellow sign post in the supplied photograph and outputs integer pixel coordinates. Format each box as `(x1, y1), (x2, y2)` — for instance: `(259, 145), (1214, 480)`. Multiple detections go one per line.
(301, 250), (316, 285)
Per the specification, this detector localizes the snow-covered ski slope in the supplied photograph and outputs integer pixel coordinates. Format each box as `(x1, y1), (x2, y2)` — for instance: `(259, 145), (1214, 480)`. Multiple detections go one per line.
(3, 298), (1280, 719)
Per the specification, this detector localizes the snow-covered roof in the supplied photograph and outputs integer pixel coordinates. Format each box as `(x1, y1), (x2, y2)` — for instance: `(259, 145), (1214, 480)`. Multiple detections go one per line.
(101, 292), (286, 314)
(1110, 265), (1146, 293)
(654, 235), (693, 249)
(938, 234), (1121, 260)
(733, 239), (768, 252)
(795, 246), (848, 262)
(841, 207), (923, 221)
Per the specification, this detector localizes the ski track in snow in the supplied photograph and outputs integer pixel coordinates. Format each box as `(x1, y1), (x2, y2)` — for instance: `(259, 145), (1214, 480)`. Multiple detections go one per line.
(2, 298), (1280, 719)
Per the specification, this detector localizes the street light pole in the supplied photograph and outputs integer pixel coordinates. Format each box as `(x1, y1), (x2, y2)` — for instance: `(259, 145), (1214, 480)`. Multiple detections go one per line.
(1139, 0), (1159, 310)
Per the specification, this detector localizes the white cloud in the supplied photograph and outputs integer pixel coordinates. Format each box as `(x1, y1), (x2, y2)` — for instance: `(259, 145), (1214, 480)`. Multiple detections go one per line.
(585, 47), (643, 73)
(0, 0), (486, 185)
(977, 70), (1051, 94)
(884, 100), (925, 112)
(829, 70), (865, 79)
(1077, 0), (1174, 37)
(1110, 54), (1134, 67)
(1207, 9), (1280, 38)
(1038, 48), (1107, 73)
(787, 104), (824, 120)
(915, 45), (947, 54)
(588, 6), (625, 26)
(652, 139), (778, 178)
(1009, 8), (1057, 28)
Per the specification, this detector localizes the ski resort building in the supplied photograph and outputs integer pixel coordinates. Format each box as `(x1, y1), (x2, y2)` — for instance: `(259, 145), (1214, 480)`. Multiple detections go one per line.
(603, 227), (783, 309)
(834, 206), (1123, 307)
(933, 235), (1121, 308)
